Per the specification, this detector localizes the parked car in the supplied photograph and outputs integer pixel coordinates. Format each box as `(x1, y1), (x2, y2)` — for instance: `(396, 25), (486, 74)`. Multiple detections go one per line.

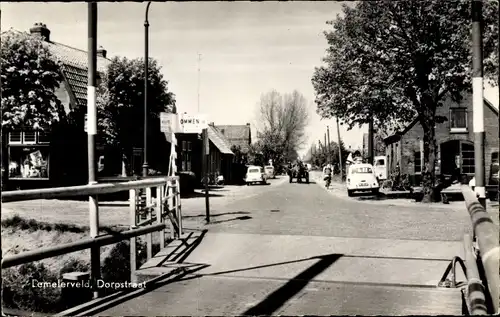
(245, 166), (267, 185)
(346, 163), (380, 196)
(264, 165), (275, 179)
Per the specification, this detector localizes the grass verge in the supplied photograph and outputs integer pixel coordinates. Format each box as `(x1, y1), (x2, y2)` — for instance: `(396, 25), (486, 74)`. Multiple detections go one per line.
(2, 215), (163, 314)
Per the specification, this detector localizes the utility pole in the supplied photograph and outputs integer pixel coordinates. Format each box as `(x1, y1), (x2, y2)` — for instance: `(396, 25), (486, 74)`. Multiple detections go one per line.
(336, 117), (343, 180)
(327, 125), (331, 164)
(197, 53), (201, 113)
(472, 0), (486, 209)
(368, 117), (374, 165)
(142, 1), (152, 177)
(202, 128), (210, 222)
(87, 2), (100, 299)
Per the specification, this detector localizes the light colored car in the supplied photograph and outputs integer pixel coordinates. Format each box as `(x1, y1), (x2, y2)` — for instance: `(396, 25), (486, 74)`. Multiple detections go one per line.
(245, 166), (267, 185)
(346, 163), (379, 196)
(264, 165), (275, 179)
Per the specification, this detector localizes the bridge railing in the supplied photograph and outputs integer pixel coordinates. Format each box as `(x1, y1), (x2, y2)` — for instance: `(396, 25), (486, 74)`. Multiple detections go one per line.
(1, 176), (182, 297)
(460, 185), (499, 315)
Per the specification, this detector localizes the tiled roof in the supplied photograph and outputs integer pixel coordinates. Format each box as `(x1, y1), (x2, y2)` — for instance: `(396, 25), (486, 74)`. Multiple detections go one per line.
(215, 124), (251, 153)
(47, 41), (111, 108)
(208, 125), (234, 155)
(2, 29), (111, 108)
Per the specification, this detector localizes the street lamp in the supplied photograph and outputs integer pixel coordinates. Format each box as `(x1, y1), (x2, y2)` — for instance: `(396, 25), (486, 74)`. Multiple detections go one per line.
(142, 1), (152, 177)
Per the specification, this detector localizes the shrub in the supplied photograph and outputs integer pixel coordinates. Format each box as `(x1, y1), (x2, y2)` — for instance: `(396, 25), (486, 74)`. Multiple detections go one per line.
(1, 215), (85, 233)
(2, 238), (160, 313)
(2, 262), (61, 313)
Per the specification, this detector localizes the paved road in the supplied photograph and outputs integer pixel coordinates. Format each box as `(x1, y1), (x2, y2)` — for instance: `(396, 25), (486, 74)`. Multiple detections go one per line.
(99, 175), (469, 316)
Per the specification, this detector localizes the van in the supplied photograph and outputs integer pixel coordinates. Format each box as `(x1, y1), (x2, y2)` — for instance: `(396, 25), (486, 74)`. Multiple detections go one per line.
(373, 156), (387, 180)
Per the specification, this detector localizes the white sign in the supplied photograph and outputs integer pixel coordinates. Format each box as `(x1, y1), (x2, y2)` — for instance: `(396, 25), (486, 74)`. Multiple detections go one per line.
(160, 112), (179, 134)
(179, 113), (208, 134)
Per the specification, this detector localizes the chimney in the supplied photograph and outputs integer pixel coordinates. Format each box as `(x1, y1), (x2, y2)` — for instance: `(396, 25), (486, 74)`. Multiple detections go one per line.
(29, 23), (50, 42)
(97, 46), (107, 58)
(209, 122), (215, 126)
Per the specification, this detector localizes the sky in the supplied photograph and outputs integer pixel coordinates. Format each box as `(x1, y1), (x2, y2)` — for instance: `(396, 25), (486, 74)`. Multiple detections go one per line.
(2, 2), (498, 157)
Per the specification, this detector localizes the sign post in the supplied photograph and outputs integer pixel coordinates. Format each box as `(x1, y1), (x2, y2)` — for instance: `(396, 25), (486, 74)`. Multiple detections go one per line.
(160, 112), (179, 177)
(202, 128), (210, 223)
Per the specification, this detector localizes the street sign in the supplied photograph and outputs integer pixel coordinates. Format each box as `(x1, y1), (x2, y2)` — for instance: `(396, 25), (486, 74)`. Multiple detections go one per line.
(179, 113), (208, 134)
(160, 112), (179, 134)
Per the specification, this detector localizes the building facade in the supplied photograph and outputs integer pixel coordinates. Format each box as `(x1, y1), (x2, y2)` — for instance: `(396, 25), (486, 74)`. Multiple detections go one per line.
(382, 94), (499, 186)
(2, 23), (111, 189)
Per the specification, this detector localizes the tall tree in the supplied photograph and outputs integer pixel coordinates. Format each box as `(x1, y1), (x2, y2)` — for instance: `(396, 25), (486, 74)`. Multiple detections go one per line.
(255, 89), (309, 167)
(95, 56), (176, 174)
(312, 0), (498, 202)
(1, 32), (65, 131)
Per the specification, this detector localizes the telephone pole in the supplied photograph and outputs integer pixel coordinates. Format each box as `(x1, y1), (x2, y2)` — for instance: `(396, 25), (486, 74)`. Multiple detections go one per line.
(368, 117), (374, 165)
(197, 53), (201, 113)
(472, 0), (486, 208)
(336, 117), (343, 180)
(87, 2), (100, 299)
(327, 125), (331, 164)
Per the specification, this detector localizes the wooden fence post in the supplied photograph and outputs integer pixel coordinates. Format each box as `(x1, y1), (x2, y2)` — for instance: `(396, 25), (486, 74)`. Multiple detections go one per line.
(145, 187), (153, 261)
(156, 185), (165, 250)
(176, 178), (183, 236)
(129, 189), (137, 283)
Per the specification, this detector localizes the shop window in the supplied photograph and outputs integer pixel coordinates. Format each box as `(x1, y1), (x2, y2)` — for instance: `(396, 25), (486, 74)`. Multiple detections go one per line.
(9, 131), (22, 144)
(461, 143), (475, 174)
(38, 131), (50, 144)
(414, 151), (422, 174)
(23, 131), (36, 144)
(9, 146), (49, 179)
(450, 108), (467, 132)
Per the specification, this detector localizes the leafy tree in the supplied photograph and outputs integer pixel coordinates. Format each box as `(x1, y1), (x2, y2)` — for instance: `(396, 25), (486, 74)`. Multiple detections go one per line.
(1, 32), (66, 131)
(254, 89), (309, 167)
(312, 0), (498, 202)
(96, 56), (176, 174)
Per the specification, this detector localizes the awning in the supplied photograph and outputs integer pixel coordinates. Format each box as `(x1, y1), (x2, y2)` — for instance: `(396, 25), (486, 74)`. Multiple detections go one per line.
(208, 126), (234, 155)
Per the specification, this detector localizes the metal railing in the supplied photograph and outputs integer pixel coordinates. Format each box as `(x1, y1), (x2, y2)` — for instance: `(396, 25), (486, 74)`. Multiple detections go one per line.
(1, 176), (183, 296)
(445, 185), (500, 315)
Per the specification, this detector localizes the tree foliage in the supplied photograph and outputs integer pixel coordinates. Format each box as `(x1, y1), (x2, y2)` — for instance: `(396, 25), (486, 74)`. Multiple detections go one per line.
(312, 0), (498, 202)
(96, 56), (176, 150)
(1, 32), (65, 131)
(254, 89), (309, 166)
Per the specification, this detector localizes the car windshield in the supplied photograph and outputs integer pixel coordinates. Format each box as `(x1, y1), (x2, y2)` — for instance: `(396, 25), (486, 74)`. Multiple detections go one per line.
(351, 167), (373, 174)
(375, 159), (384, 166)
(265, 166), (273, 170)
(248, 168), (260, 173)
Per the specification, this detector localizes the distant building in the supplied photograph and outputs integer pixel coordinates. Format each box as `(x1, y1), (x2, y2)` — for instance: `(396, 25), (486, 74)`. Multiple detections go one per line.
(381, 93), (499, 186)
(215, 123), (252, 154)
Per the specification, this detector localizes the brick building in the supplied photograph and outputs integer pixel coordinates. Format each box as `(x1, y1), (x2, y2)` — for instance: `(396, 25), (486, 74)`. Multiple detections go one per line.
(382, 93), (499, 186)
(175, 124), (235, 185)
(2, 23), (112, 189)
(215, 124), (252, 154)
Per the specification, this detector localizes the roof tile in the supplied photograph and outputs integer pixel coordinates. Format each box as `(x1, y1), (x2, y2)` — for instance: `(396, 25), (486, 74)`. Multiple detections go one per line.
(208, 125), (234, 155)
(215, 125), (251, 153)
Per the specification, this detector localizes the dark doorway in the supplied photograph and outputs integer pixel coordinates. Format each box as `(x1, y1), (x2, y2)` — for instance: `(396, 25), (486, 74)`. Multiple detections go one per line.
(440, 140), (475, 181)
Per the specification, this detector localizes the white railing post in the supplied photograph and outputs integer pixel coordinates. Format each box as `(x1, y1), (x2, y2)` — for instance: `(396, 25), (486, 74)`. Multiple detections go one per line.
(176, 178), (182, 236)
(89, 194), (100, 299)
(129, 189), (137, 283)
(156, 185), (165, 250)
(145, 187), (153, 260)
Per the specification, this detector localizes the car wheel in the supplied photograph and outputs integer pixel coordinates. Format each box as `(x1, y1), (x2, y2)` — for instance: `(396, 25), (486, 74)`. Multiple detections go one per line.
(347, 190), (353, 197)
(246, 182), (250, 186)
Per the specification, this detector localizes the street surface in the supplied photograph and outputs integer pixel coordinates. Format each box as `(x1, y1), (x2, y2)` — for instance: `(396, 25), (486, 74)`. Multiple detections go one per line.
(99, 173), (470, 316)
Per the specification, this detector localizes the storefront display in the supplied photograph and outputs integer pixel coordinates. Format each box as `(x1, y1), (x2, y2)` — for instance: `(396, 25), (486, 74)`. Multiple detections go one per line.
(9, 146), (49, 180)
